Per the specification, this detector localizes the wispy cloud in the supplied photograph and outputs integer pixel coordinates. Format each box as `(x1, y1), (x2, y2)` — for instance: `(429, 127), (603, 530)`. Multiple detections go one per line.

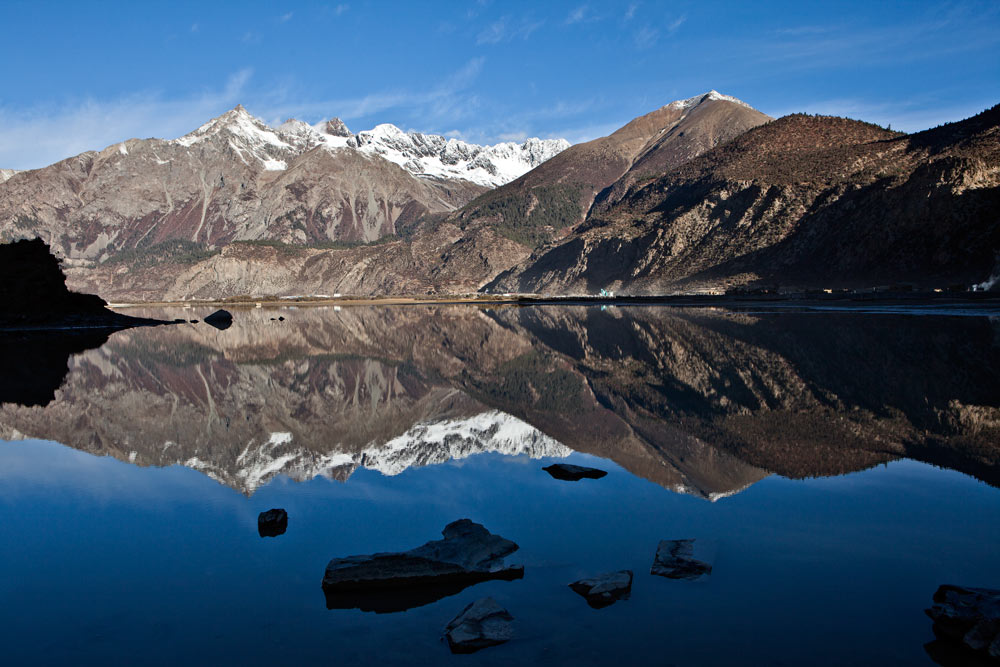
(667, 15), (686, 34)
(624, 3), (638, 21)
(566, 5), (588, 24)
(634, 26), (658, 49)
(256, 58), (488, 131)
(279, 12), (293, 23)
(190, 23), (199, 33)
(476, 15), (543, 45)
(0, 69), (254, 169)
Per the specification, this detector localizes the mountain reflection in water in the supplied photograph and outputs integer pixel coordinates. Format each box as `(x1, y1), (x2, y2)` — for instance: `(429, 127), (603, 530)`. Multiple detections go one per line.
(0, 304), (997, 497)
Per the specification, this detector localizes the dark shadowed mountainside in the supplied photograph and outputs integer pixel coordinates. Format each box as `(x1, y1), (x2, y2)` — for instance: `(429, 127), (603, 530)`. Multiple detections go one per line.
(489, 105), (1000, 295)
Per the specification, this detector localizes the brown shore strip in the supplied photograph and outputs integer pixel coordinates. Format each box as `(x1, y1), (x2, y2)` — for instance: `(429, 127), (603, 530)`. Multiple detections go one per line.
(106, 291), (1000, 311)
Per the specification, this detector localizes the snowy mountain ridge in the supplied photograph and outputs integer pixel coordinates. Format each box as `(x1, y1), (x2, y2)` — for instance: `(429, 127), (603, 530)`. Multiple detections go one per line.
(227, 409), (574, 493)
(172, 105), (569, 187)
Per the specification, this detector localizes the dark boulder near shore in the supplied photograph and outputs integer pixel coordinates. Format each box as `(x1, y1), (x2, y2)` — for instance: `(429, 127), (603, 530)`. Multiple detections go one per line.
(203, 309), (234, 330)
(321, 519), (523, 613)
(543, 463), (608, 481)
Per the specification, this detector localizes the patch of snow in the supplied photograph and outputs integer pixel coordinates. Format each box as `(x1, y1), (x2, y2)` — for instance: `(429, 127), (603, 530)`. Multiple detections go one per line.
(217, 410), (572, 493)
(118, 143), (128, 156)
(665, 90), (754, 112)
(0, 168), (23, 183)
(262, 158), (287, 171)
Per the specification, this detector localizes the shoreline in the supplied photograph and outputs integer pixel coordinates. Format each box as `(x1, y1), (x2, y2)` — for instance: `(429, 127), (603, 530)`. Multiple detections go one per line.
(105, 291), (1000, 311)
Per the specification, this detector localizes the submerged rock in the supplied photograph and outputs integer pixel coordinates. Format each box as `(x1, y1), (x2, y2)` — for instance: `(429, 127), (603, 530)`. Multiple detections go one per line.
(445, 597), (514, 654)
(258, 508), (288, 537)
(651, 539), (715, 580)
(543, 463), (607, 481)
(569, 570), (633, 608)
(322, 519), (523, 613)
(204, 309), (233, 330)
(925, 585), (1000, 662)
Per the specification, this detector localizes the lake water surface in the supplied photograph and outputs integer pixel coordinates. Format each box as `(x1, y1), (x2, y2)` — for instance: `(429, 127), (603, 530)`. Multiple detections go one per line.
(1, 304), (998, 665)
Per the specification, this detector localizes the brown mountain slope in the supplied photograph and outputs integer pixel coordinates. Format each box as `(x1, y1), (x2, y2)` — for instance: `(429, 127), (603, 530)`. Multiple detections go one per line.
(0, 107), (487, 264)
(44, 93), (771, 301)
(449, 92), (771, 248)
(489, 105), (1000, 294)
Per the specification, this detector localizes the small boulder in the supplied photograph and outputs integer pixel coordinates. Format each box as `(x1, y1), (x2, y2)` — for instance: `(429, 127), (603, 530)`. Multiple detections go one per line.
(189, 319), (199, 324)
(445, 597), (514, 654)
(569, 570), (633, 608)
(926, 585), (1000, 661)
(651, 539), (715, 581)
(258, 508), (288, 537)
(204, 309), (233, 330)
(543, 463), (607, 481)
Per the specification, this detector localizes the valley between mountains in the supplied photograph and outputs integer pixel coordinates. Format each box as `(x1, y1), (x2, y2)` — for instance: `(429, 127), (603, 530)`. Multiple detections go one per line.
(0, 91), (997, 300)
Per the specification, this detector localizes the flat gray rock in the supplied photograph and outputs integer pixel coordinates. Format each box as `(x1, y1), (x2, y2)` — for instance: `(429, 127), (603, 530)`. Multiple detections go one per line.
(569, 570), (633, 608)
(445, 597), (514, 653)
(926, 584), (1000, 661)
(543, 463), (607, 481)
(651, 539), (715, 581)
(322, 519), (523, 600)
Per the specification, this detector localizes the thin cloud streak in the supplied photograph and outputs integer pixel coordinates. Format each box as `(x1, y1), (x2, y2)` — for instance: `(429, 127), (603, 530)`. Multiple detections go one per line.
(0, 69), (254, 170)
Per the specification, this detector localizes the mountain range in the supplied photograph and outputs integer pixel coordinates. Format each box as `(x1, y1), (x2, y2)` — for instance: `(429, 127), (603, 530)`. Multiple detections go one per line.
(0, 91), (997, 299)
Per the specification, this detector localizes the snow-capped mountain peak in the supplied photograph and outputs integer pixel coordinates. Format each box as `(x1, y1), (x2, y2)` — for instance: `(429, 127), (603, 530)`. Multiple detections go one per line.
(665, 90), (754, 112)
(171, 106), (569, 187)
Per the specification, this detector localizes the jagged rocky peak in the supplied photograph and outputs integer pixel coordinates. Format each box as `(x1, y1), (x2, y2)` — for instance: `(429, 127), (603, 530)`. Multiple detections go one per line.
(321, 117), (352, 137)
(173, 104), (292, 159)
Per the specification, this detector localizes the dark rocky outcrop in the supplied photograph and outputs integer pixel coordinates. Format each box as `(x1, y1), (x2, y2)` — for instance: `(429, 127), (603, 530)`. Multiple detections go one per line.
(444, 597), (514, 654)
(321, 519), (523, 613)
(569, 570), (633, 608)
(543, 463), (608, 481)
(0, 238), (171, 407)
(203, 309), (234, 330)
(257, 508), (288, 537)
(926, 585), (1000, 663)
(0, 238), (165, 329)
(651, 539), (715, 580)
(490, 105), (1000, 295)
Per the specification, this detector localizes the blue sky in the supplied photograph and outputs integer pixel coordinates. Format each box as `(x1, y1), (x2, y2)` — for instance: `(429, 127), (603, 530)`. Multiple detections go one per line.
(1, 0), (998, 169)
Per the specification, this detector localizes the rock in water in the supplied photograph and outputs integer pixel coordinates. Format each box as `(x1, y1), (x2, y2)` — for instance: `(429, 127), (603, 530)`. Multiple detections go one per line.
(651, 539), (715, 580)
(542, 463), (607, 481)
(925, 585), (1000, 661)
(258, 508), (288, 537)
(321, 519), (523, 613)
(569, 570), (633, 608)
(203, 309), (233, 330)
(445, 597), (514, 654)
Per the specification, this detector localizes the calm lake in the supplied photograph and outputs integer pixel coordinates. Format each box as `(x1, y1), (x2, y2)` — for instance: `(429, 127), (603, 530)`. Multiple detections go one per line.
(1, 304), (998, 665)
